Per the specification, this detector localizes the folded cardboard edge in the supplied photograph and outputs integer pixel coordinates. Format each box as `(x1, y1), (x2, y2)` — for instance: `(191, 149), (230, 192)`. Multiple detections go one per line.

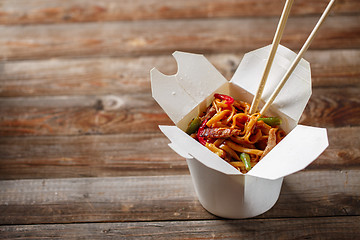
(150, 67), (197, 124)
(230, 44), (312, 124)
(246, 125), (329, 180)
(151, 51), (228, 127)
(161, 124), (329, 180)
(159, 125), (241, 175)
(168, 143), (193, 159)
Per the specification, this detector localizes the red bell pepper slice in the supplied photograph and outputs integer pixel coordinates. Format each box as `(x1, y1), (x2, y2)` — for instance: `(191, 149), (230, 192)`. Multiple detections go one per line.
(214, 93), (234, 105)
(197, 119), (208, 146)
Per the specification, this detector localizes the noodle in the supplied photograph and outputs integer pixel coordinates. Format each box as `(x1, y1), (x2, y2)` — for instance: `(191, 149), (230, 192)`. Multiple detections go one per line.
(186, 93), (286, 173)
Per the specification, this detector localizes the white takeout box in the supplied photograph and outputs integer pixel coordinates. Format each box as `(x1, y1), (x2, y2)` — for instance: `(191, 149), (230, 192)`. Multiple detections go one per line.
(150, 45), (329, 218)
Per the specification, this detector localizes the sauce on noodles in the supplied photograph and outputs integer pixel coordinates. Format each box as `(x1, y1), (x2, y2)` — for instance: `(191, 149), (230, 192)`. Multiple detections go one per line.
(186, 93), (286, 173)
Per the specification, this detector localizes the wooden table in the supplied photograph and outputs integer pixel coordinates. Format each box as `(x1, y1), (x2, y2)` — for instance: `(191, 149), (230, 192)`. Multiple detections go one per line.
(0, 0), (359, 239)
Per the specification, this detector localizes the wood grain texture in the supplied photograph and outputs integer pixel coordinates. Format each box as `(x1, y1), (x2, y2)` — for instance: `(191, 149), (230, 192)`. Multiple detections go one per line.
(0, 0), (359, 25)
(0, 127), (359, 180)
(0, 171), (359, 225)
(0, 132), (188, 179)
(1, 216), (360, 240)
(0, 94), (171, 136)
(0, 87), (358, 137)
(1, 15), (359, 60)
(309, 127), (360, 170)
(300, 87), (360, 127)
(1, 50), (359, 97)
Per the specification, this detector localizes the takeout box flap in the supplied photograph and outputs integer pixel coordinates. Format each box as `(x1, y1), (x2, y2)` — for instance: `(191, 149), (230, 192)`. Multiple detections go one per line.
(161, 124), (329, 179)
(151, 51), (228, 125)
(247, 125), (329, 180)
(231, 45), (312, 125)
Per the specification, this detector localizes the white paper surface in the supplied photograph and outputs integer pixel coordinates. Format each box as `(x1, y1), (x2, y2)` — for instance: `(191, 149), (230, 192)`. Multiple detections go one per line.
(247, 125), (329, 180)
(231, 45), (311, 126)
(168, 143), (192, 159)
(151, 51), (228, 125)
(151, 68), (197, 124)
(187, 157), (283, 218)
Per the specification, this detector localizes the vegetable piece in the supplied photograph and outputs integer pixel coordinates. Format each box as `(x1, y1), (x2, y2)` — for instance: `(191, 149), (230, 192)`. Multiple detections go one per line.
(185, 117), (202, 135)
(214, 93), (234, 105)
(257, 117), (282, 127)
(240, 153), (252, 171)
(197, 119), (208, 146)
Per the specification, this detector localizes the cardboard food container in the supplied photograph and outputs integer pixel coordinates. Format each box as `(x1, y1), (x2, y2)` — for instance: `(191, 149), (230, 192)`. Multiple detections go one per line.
(150, 45), (329, 219)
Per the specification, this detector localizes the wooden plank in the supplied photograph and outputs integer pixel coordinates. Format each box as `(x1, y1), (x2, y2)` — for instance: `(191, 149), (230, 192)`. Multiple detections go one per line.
(303, 49), (360, 87)
(301, 87), (360, 128)
(1, 0), (359, 25)
(0, 126), (359, 180)
(1, 15), (359, 60)
(309, 126), (360, 170)
(0, 94), (172, 136)
(0, 86), (359, 137)
(1, 216), (360, 239)
(0, 171), (359, 224)
(0, 132), (188, 179)
(1, 50), (359, 97)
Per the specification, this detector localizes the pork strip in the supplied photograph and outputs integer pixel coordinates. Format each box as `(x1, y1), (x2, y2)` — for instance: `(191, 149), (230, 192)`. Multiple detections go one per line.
(260, 128), (277, 160)
(200, 128), (242, 138)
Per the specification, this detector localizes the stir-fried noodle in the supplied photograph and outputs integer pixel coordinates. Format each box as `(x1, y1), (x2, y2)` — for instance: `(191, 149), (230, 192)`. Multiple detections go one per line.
(186, 93), (286, 173)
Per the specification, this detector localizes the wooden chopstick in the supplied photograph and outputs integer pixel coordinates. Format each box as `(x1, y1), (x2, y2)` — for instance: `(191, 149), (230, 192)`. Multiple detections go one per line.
(249, 0), (294, 115)
(260, 0), (336, 116)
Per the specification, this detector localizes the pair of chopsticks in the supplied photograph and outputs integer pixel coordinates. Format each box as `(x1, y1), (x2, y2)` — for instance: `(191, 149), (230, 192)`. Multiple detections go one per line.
(249, 0), (336, 115)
